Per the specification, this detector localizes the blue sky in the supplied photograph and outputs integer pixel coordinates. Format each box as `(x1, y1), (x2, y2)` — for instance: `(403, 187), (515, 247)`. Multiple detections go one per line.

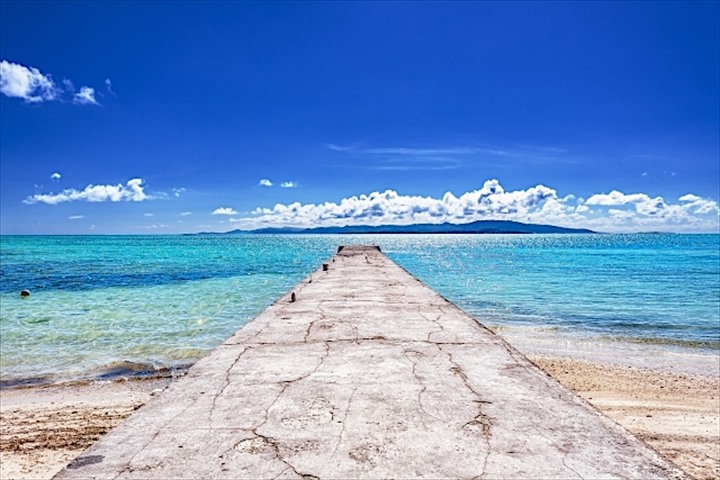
(1, 1), (718, 234)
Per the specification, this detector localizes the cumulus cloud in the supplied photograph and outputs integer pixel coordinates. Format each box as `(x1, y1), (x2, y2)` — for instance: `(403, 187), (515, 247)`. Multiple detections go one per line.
(259, 179), (273, 187)
(679, 194), (719, 215)
(172, 187), (186, 198)
(73, 86), (99, 105)
(0, 60), (58, 102)
(1, 59), (104, 106)
(585, 190), (650, 206)
(280, 181), (297, 188)
(50, 172), (61, 181)
(23, 178), (150, 205)
(180, 211), (192, 216)
(212, 207), (239, 215)
(233, 179), (719, 233)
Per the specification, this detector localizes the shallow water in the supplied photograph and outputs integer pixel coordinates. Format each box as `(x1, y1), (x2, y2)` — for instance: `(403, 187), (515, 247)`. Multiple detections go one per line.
(1, 234), (718, 384)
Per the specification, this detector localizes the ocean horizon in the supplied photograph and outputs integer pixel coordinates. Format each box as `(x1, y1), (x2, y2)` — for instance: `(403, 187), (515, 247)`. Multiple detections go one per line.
(1, 233), (718, 387)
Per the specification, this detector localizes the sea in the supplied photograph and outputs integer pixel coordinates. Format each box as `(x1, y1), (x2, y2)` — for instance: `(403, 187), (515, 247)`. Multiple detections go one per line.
(1, 234), (718, 387)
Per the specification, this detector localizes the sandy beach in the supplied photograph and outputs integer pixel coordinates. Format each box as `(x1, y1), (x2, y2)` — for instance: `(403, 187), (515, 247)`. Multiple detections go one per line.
(532, 356), (720, 480)
(0, 378), (172, 480)
(1, 356), (717, 480)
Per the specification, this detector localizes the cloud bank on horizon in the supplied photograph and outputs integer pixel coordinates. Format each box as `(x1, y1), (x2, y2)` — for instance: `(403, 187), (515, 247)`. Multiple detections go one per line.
(0, 60), (103, 105)
(239, 179), (719, 233)
(22, 177), (720, 233)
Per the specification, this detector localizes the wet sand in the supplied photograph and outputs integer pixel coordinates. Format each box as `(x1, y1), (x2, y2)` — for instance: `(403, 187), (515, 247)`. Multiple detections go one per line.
(1, 356), (717, 480)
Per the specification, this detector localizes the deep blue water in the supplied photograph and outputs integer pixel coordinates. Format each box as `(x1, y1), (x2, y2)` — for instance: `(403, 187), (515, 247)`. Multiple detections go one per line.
(1, 234), (718, 385)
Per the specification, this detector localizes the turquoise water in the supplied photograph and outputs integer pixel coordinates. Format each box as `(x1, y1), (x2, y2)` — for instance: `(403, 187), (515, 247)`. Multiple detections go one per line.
(1, 234), (718, 385)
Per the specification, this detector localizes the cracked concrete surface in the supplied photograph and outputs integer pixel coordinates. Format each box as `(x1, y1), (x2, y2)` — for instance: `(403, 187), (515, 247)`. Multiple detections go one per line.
(56, 245), (688, 479)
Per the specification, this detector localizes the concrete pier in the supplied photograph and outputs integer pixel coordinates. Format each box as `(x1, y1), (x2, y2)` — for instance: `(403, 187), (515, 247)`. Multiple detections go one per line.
(57, 245), (687, 479)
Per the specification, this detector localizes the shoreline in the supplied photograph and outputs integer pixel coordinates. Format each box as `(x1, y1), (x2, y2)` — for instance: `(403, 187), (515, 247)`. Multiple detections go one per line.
(489, 324), (720, 377)
(1, 353), (718, 479)
(2, 325), (718, 389)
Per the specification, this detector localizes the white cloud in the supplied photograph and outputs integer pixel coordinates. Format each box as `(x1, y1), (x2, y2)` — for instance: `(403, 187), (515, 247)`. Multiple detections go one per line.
(1, 59), (104, 106)
(212, 207), (239, 216)
(0, 60), (58, 102)
(180, 211), (192, 216)
(280, 181), (297, 188)
(50, 172), (61, 181)
(68, 215), (84, 220)
(172, 187), (186, 197)
(679, 194), (702, 202)
(73, 86), (99, 105)
(585, 190), (650, 206)
(233, 179), (719, 233)
(23, 178), (150, 205)
(144, 213), (154, 217)
(608, 209), (634, 219)
(585, 189), (719, 221)
(105, 78), (114, 94)
(679, 194), (719, 215)
(259, 179), (273, 187)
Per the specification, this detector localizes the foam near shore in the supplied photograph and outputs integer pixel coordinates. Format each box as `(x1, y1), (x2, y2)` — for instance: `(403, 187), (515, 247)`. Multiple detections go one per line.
(489, 324), (720, 377)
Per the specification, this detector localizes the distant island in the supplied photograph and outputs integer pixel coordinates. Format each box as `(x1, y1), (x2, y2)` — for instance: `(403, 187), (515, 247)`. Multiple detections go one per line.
(217, 220), (596, 235)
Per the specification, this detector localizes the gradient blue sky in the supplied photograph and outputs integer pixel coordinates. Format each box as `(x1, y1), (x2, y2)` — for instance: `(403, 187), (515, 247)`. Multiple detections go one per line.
(1, 1), (718, 234)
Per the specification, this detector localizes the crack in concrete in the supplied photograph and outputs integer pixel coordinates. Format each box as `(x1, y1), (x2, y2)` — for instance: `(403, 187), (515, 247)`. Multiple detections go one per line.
(302, 307), (327, 343)
(438, 344), (493, 479)
(330, 386), (359, 460)
(402, 348), (443, 426)
(224, 322), (268, 345)
(209, 346), (250, 426)
(562, 455), (585, 480)
(251, 431), (319, 480)
(240, 337), (397, 347)
(272, 466), (292, 479)
(525, 414), (585, 480)
(216, 381), (290, 466)
(112, 397), (198, 479)
(227, 343), (332, 478)
(419, 309), (445, 343)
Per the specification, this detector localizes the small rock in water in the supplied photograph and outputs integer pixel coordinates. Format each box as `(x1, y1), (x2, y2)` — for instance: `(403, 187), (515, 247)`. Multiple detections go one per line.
(20, 290), (30, 298)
